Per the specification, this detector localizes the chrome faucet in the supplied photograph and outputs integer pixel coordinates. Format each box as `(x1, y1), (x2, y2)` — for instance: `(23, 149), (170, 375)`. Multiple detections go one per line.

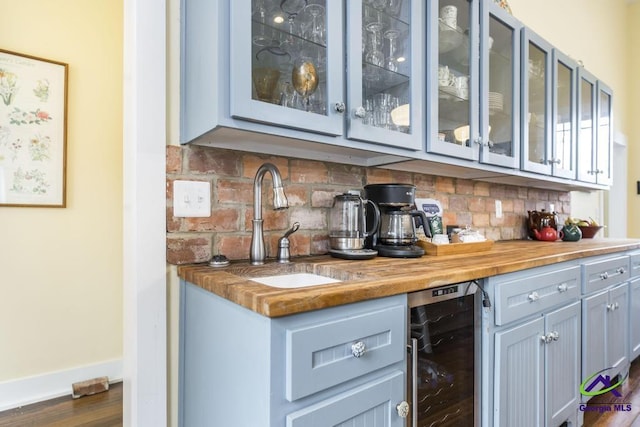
(250, 163), (289, 265)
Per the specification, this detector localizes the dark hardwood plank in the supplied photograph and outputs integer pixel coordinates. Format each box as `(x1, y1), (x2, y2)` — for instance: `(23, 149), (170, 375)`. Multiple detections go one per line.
(0, 382), (122, 426)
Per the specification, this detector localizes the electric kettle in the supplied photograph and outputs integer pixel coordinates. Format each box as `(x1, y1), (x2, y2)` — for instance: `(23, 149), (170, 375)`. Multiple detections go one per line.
(329, 192), (380, 250)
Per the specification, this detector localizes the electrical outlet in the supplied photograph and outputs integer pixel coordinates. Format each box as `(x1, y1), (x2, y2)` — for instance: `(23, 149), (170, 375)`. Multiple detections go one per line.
(495, 200), (503, 219)
(173, 180), (211, 217)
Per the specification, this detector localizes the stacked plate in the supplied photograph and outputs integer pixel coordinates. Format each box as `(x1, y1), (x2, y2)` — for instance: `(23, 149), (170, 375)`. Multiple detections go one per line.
(489, 92), (503, 113)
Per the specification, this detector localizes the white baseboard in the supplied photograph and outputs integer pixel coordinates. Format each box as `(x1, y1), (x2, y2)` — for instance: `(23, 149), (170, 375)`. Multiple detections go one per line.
(0, 359), (123, 412)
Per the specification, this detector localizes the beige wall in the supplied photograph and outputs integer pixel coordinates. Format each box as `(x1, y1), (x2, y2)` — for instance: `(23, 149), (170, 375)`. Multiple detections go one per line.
(628, 2), (640, 237)
(0, 0), (123, 381)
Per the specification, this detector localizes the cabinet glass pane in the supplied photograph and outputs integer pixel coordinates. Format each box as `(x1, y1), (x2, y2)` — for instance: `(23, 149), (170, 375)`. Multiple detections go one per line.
(361, 1), (411, 134)
(488, 16), (514, 157)
(578, 79), (594, 176)
(437, 0), (471, 145)
(251, 0), (328, 115)
(598, 90), (611, 174)
(526, 43), (547, 165)
(556, 62), (572, 170)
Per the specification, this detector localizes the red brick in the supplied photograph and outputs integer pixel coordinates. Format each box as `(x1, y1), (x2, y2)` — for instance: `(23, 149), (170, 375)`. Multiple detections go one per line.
(468, 197), (486, 213)
(217, 180), (253, 204)
(472, 213), (490, 227)
(166, 146), (182, 173)
(284, 185), (309, 207)
(218, 235), (252, 260)
(242, 155), (289, 180)
(184, 208), (239, 232)
(435, 176), (455, 193)
(244, 208), (289, 232)
(187, 146), (241, 176)
(291, 159), (328, 183)
(311, 233), (330, 255)
(311, 189), (341, 208)
(328, 164), (365, 186)
(455, 179), (475, 195)
(291, 207), (326, 230)
(365, 168), (394, 184)
(473, 182), (491, 197)
(167, 235), (212, 264)
(414, 174), (435, 193)
(166, 207), (181, 232)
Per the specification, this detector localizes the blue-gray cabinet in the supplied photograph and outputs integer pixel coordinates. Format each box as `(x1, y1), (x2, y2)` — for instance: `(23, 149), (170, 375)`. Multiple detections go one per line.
(182, 0), (425, 157)
(580, 255), (630, 401)
(427, 0), (521, 169)
(178, 281), (408, 427)
(630, 276), (640, 361)
(483, 263), (581, 427)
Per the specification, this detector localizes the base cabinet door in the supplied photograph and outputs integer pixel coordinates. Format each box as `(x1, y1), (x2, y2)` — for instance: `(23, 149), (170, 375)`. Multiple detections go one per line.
(608, 283), (629, 371)
(286, 371), (406, 427)
(631, 277), (640, 360)
(545, 301), (581, 427)
(582, 290), (608, 383)
(494, 317), (544, 427)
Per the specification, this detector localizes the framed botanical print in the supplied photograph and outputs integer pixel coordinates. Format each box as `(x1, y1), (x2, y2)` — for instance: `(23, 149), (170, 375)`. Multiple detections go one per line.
(0, 49), (68, 207)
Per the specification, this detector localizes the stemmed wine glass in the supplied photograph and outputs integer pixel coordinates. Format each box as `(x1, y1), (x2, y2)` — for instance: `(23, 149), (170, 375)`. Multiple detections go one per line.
(278, 0), (307, 57)
(303, 2), (325, 45)
(384, 29), (400, 72)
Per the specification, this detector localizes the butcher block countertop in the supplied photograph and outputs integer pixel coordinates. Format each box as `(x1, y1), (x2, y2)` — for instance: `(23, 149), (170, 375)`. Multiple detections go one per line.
(178, 239), (640, 318)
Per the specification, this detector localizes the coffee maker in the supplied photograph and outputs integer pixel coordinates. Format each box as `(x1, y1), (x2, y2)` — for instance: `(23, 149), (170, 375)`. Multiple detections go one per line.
(364, 183), (431, 258)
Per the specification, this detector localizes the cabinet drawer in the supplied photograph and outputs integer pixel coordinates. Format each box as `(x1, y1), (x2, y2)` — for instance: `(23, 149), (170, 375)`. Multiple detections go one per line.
(582, 256), (630, 294)
(494, 266), (580, 326)
(286, 370), (405, 427)
(629, 252), (640, 277)
(284, 303), (405, 402)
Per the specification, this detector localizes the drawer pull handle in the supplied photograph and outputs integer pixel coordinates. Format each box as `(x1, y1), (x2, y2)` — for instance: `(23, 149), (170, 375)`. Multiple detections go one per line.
(600, 272), (609, 280)
(396, 401), (410, 418)
(617, 267), (626, 274)
(557, 283), (568, 293)
(351, 341), (366, 358)
(528, 291), (540, 302)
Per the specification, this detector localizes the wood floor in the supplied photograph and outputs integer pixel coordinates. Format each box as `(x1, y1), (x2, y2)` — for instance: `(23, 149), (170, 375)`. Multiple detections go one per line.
(0, 382), (122, 426)
(0, 359), (637, 426)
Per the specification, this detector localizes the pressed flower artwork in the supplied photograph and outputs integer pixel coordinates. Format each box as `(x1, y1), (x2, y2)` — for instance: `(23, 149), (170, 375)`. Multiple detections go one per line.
(0, 49), (67, 207)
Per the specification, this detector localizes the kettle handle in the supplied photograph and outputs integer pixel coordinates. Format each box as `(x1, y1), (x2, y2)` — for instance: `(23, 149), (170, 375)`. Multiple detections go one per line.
(363, 199), (381, 238)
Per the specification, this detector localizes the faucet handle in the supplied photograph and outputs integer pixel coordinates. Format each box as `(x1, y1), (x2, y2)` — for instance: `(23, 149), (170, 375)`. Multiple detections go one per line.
(277, 222), (300, 263)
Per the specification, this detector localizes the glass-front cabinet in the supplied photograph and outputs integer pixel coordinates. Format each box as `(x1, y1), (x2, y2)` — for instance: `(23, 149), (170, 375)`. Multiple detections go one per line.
(427, 0), (520, 169)
(576, 68), (612, 185)
(521, 28), (552, 175)
(228, 0), (424, 150)
(551, 50), (578, 180)
(346, 0), (424, 149)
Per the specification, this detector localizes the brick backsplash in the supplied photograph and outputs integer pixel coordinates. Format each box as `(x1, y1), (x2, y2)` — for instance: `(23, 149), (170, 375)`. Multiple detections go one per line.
(166, 145), (571, 265)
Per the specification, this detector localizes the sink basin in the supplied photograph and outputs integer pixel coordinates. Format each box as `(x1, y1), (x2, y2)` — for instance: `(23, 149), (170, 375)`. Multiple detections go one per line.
(250, 273), (342, 289)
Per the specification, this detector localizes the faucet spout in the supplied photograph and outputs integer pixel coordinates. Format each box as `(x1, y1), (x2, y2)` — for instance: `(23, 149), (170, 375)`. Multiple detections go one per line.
(251, 163), (289, 265)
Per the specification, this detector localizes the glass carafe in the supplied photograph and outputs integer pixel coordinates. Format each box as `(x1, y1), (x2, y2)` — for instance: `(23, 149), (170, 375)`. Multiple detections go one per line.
(329, 193), (380, 250)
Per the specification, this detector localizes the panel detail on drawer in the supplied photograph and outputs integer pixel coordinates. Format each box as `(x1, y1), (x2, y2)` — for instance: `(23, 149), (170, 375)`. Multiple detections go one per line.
(582, 256), (630, 294)
(494, 266), (579, 326)
(285, 304), (404, 401)
(629, 252), (640, 278)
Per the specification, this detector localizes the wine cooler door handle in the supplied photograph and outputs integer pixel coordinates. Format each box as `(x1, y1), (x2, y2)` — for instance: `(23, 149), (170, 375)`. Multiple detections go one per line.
(411, 338), (418, 427)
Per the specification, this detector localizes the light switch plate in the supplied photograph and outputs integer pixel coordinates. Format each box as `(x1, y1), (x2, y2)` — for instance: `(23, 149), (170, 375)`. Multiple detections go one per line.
(173, 180), (211, 217)
(495, 200), (503, 219)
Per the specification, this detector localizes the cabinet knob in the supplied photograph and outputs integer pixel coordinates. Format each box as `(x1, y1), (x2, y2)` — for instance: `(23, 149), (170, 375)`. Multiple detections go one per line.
(528, 291), (540, 302)
(549, 331), (559, 341)
(557, 283), (568, 293)
(600, 272), (609, 280)
(334, 102), (346, 113)
(396, 401), (410, 418)
(607, 303), (614, 311)
(617, 267), (626, 274)
(541, 334), (552, 344)
(351, 341), (366, 358)
(353, 106), (366, 118)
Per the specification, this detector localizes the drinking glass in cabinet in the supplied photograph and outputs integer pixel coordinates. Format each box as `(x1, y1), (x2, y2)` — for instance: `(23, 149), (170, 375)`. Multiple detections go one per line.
(250, 0), (328, 115)
(526, 43), (547, 165)
(361, 0), (411, 134)
(437, 0), (470, 145)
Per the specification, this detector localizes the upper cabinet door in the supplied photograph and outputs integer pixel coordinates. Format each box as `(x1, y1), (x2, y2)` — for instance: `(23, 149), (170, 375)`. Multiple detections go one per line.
(427, 0), (479, 160)
(576, 68), (597, 183)
(551, 49), (578, 180)
(596, 81), (613, 186)
(230, 0), (345, 136)
(479, 0), (521, 168)
(346, 0), (424, 150)
(521, 28), (553, 175)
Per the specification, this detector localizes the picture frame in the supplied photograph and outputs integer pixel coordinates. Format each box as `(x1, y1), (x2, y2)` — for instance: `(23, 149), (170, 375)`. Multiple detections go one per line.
(0, 49), (68, 207)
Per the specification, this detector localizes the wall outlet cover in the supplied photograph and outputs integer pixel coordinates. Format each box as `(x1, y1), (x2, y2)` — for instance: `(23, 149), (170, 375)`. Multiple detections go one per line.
(173, 180), (211, 217)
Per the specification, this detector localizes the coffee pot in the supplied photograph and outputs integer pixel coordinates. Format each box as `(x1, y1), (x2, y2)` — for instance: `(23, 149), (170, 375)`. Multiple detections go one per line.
(329, 192), (380, 250)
